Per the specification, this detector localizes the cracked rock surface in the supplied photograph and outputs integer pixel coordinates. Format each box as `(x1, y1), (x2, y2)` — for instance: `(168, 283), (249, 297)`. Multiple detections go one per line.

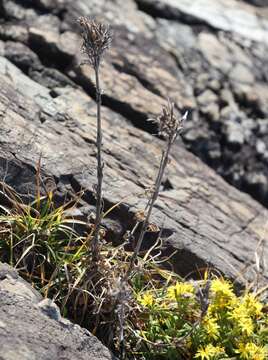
(0, 263), (115, 360)
(0, 0), (268, 309)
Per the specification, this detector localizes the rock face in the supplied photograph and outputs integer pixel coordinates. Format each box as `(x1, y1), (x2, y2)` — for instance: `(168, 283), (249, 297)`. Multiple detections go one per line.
(136, 0), (268, 207)
(0, 263), (115, 360)
(0, 0), (267, 301)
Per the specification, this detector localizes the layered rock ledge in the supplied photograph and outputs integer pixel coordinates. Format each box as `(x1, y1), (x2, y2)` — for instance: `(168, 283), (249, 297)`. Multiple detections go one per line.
(0, 0), (267, 310)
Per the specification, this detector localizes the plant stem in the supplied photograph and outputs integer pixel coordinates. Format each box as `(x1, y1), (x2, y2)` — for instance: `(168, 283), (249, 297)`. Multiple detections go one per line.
(92, 64), (103, 262)
(126, 137), (173, 278)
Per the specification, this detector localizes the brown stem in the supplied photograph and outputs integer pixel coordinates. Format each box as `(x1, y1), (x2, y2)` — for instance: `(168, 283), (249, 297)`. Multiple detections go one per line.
(126, 137), (174, 278)
(92, 65), (103, 262)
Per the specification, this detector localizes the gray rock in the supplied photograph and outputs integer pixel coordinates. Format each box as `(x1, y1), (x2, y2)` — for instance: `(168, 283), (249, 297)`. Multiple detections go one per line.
(156, 18), (197, 50)
(0, 40), (4, 56)
(1, 0), (37, 21)
(244, 172), (268, 198)
(197, 89), (218, 107)
(4, 41), (41, 72)
(3, 0), (264, 208)
(198, 32), (232, 73)
(229, 63), (255, 84)
(257, 118), (268, 135)
(243, 0), (268, 6)
(137, 0), (268, 44)
(0, 24), (29, 43)
(256, 139), (267, 157)
(0, 57), (267, 289)
(0, 0), (268, 300)
(202, 103), (220, 122)
(0, 263), (115, 360)
(224, 120), (245, 147)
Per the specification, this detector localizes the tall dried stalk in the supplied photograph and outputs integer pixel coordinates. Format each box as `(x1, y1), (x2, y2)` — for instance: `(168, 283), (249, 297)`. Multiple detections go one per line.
(126, 101), (187, 277)
(78, 17), (112, 261)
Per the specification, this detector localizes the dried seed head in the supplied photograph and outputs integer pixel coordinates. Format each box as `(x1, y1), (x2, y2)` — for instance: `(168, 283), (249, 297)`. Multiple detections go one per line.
(134, 210), (146, 223)
(78, 17), (112, 69)
(157, 100), (186, 141)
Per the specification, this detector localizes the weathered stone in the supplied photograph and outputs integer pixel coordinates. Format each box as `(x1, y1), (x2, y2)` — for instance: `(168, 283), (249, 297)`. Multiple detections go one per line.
(0, 41), (4, 56)
(0, 0), (267, 211)
(220, 88), (236, 108)
(156, 19), (197, 50)
(65, 0), (156, 35)
(223, 120), (245, 147)
(243, 0), (268, 6)
(229, 63), (255, 84)
(29, 28), (78, 64)
(255, 139), (267, 156)
(4, 41), (41, 72)
(244, 172), (268, 199)
(0, 57), (267, 292)
(257, 118), (268, 135)
(30, 67), (76, 89)
(202, 103), (220, 122)
(253, 84), (268, 115)
(0, 0), (268, 316)
(30, 14), (61, 31)
(198, 32), (232, 73)
(70, 60), (164, 125)
(0, 263), (115, 360)
(109, 33), (195, 110)
(0, 24), (29, 43)
(1, 0), (37, 21)
(137, 0), (268, 43)
(197, 89), (218, 107)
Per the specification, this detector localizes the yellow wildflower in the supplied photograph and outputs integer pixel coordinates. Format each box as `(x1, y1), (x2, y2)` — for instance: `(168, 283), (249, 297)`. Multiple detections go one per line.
(242, 293), (263, 318)
(167, 282), (194, 300)
(210, 278), (235, 309)
(211, 278), (234, 298)
(203, 316), (220, 340)
(195, 344), (225, 360)
(236, 342), (267, 360)
(229, 304), (254, 336)
(138, 292), (154, 307)
(238, 316), (254, 336)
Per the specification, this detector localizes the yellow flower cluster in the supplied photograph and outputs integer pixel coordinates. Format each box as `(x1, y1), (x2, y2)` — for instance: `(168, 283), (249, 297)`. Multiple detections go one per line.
(134, 276), (267, 360)
(138, 291), (154, 307)
(236, 342), (267, 360)
(166, 281), (194, 300)
(203, 316), (220, 340)
(229, 302), (254, 336)
(227, 292), (263, 336)
(195, 344), (225, 360)
(210, 278), (235, 309)
(242, 293), (263, 318)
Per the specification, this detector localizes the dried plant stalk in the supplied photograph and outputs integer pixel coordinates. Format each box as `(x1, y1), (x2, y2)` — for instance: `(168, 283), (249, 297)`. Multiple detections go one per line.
(126, 101), (187, 277)
(78, 17), (112, 261)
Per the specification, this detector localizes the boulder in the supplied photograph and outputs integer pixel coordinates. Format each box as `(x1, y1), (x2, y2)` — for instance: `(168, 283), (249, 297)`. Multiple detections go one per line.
(0, 263), (115, 360)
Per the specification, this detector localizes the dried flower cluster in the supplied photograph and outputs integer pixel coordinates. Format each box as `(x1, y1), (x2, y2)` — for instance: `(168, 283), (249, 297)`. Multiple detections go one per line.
(157, 100), (185, 141)
(78, 17), (112, 69)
